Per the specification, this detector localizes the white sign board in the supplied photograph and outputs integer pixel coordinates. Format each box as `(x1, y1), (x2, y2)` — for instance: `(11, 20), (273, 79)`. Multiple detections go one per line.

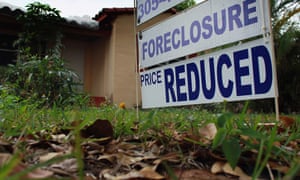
(140, 38), (276, 108)
(136, 0), (186, 25)
(138, 0), (271, 68)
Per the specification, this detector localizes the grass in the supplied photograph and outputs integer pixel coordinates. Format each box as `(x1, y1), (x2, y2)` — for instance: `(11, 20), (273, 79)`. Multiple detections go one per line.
(0, 101), (299, 179)
(0, 104), (215, 138)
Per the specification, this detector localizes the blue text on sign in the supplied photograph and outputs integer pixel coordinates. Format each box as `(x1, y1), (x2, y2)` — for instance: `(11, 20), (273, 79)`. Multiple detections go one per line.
(138, 0), (269, 68)
(140, 38), (276, 108)
(164, 45), (272, 103)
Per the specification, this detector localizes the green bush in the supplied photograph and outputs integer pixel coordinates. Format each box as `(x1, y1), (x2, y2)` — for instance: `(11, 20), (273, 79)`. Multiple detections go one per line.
(1, 2), (88, 108)
(4, 55), (87, 107)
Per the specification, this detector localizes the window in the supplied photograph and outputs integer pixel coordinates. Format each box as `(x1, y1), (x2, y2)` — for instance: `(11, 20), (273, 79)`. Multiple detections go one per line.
(0, 34), (18, 66)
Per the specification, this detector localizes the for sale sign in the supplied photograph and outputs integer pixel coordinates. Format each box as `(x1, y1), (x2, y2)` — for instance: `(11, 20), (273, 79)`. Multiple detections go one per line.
(138, 0), (277, 109)
(140, 38), (276, 108)
(138, 0), (271, 68)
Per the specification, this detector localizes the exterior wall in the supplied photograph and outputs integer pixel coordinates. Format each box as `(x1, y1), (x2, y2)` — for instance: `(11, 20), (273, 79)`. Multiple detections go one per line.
(88, 38), (107, 97)
(62, 37), (107, 100)
(62, 38), (86, 90)
(102, 12), (174, 108)
(111, 14), (138, 107)
(104, 28), (115, 102)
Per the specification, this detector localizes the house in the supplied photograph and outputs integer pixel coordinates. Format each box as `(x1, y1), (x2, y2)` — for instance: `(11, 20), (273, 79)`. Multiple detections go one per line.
(0, 2), (174, 108)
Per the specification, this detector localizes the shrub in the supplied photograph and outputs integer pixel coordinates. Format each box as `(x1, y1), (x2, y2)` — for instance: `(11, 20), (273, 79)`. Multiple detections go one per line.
(4, 55), (87, 107)
(1, 2), (88, 108)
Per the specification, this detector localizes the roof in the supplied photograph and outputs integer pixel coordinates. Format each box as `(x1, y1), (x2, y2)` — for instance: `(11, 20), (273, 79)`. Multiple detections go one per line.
(93, 8), (134, 30)
(94, 7), (134, 20)
(0, 2), (99, 30)
(93, 7), (176, 30)
(0, 3), (24, 17)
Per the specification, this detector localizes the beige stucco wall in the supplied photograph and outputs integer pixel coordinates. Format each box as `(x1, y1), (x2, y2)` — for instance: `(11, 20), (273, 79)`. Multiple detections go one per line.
(88, 38), (107, 96)
(62, 37), (107, 97)
(62, 38), (87, 90)
(110, 14), (138, 107)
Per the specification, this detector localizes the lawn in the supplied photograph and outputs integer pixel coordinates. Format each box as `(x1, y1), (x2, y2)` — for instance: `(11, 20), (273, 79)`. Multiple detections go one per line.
(0, 102), (299, 179)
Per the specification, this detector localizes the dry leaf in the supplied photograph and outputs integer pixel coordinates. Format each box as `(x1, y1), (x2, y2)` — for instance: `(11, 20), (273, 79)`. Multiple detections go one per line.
(199, 123), (217, 140)
(98, 153), (144, 167)
(0, 153), (12, 165)
(211, 162), (252, 179)
(211, 161), (226, 174)
(28, 140), (58, 150)
(24, 167), (54, 179)
(49, 142), (70, 153)
(154, 152), (182, 164)
(118, 153), (144, 166)
(0, 139), (13, 153)
(51, 158), (78, 173)
(98, 154), (117, 164)
(279, 116), (295, 127)
(39, 152), (64, 162)
(80, 119), (114, 144)
(174, 169), (232, 180)
(139, 167), (165, 179)
(0, 153), (53, 179)
(51, 134), (67, 143)
(112, 166), (165, 180)
(222, 162), (251, 179)
(268, 161), (290, 174)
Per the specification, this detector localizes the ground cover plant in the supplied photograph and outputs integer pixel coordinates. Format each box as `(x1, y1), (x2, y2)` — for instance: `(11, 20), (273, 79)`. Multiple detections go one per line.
(0, 100), (299, 179)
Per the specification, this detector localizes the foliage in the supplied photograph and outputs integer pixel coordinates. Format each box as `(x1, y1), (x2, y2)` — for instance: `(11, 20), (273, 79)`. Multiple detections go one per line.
(14, 2), (63, 58)
(0, 66), (8, 83)
(175, 0), (196, 11)
(246, 0), (300, 113)
(1, 2), (88, 108)
(271, 0), (300, 112)
(276, 28), (300, 112)
(271, 0), (300, 40)
(4, 55), (87, 107)
(212, 112), (299, 178)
